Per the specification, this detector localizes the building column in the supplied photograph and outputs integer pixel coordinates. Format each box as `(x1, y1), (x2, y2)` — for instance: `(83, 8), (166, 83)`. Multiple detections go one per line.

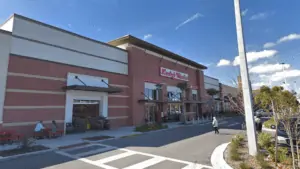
(0, 31), (12, 126)
(161, 84), (168, 122)
(196, 69), (206, 117)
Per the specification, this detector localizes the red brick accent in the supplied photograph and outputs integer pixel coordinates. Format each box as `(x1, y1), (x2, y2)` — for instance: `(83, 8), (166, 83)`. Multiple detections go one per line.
(127, 46), (205, 125)
(3, 108), (65, 123)
(8, 55), (129, 86)
(108, 97), (129, 106)
(108, 110), (129, 117)
(6, 76), (66, 92)
(109, 118), (128, 129)
(4, 92), (65, 106)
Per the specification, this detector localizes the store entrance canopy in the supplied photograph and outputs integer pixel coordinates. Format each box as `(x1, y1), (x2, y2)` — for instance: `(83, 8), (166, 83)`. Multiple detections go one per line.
(62, 85), (122, 94)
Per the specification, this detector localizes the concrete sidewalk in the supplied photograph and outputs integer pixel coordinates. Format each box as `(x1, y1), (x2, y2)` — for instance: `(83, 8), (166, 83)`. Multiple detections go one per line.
(0, 116), (229, 152)
(36, 126), (141, 149)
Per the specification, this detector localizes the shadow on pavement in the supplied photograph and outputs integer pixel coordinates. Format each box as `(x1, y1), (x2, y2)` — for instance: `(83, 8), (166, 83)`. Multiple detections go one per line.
(0, 116), (244, 169)
(101, 116), (244, 148)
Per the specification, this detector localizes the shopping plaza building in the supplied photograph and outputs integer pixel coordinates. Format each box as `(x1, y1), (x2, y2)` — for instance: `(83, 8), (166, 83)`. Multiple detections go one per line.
(0, 14), (210, 135)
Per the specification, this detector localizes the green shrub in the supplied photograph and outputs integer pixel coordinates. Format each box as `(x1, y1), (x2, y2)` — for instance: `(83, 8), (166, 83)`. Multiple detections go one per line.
(267, 146), (288, 163)
(264, 117), (276, 129)
(135, 123), (168, 132)
(258, 132), (272, 149)
(256, 153), (271, 169)
(231, 134), (245, 148)
(277, 147), (288, 163)
(229, 142), (241, 161)
(230, 150), (241, 161)
(239, 162), (251, 169)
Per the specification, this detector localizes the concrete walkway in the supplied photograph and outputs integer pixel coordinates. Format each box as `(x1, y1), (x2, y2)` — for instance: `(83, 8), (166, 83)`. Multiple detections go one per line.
(36, 126), (141, 149)
(1, 117), (227, 152)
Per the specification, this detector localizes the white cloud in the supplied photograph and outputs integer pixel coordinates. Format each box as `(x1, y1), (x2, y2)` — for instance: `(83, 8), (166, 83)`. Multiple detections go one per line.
(281, 83), (292, 91)
(176, 13), (203, 30)
(263, 33), (300, 49)
(249, 12), (269, 20)
(278, 33), (300, 43)
(271, 69), (300, 82)
(249, 63), (290, 74)
(217, 59), (231, 67)
(242, 9), (249, 16)
(143, 34), (152, 40)
(252, 82), (267, 89)
(263, 42), (276, 48)
(233, 50), (278, 66)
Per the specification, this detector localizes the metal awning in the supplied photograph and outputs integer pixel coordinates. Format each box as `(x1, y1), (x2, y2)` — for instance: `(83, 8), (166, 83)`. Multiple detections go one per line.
(62, 85), (123, 94)
(137, 99), (204, 104)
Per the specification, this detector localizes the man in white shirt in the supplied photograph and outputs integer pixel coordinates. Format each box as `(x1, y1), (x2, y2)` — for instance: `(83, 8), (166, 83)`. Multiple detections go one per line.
(34, 121), (45, 132)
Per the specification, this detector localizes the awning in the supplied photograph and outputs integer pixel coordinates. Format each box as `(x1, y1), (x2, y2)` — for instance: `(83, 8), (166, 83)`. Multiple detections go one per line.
(137, 99), (203, 104)
(62, 85), (123, 94)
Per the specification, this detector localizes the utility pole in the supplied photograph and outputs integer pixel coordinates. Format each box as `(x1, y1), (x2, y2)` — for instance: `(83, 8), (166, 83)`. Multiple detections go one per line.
(233, 0), (258, 156)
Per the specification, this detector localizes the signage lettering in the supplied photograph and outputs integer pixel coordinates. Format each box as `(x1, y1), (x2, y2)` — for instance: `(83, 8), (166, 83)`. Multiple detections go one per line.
(160, 67), (188, 81)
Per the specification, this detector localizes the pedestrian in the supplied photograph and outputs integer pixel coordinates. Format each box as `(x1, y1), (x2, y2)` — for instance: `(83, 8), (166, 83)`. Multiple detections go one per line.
(212, 117), (219, 134)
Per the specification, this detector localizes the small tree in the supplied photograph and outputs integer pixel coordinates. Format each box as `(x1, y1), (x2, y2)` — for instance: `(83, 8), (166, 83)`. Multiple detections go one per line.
(177, 82), (189, 124)
(227, 92), (245, 116)
(256, 86), (299, 168)
(255, 86), (281, 166)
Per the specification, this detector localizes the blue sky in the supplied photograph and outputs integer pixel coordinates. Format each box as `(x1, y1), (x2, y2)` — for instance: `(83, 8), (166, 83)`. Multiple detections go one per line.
(1, 0), (300, 91)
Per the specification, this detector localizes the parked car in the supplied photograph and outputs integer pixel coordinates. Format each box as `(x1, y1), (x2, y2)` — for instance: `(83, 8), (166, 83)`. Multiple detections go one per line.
(276, 119), (300, 147)
(255, 109), (273, 117)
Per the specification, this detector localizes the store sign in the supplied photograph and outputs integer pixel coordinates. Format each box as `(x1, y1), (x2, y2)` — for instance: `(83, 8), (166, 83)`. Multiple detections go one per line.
(160, 67), (188, 81)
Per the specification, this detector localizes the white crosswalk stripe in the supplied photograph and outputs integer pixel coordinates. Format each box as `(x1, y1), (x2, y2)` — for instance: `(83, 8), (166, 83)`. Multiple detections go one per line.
(56, 143), (213, 169)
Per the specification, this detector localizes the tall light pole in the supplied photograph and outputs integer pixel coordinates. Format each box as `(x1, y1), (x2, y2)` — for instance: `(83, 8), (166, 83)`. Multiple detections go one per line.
(233, 0), (258, 156)
(280, 62), (287, 85)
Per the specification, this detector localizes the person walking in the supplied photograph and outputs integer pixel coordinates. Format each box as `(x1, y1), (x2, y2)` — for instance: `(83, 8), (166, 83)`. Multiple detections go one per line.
(212, 117), (219, 134)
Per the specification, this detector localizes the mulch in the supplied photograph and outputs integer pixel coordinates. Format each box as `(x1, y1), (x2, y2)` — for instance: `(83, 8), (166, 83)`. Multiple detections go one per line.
(82, 136), (114, 141)
(58, 142), (90, 150)
(0, 145), (49, 157)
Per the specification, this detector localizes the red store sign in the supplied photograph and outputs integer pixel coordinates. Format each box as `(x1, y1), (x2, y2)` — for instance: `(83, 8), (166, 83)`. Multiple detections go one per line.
(160, 67), (189, 81)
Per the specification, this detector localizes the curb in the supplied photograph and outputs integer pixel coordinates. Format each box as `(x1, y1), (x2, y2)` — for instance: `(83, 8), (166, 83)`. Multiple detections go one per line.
(0, 117), (232, 162)
(262, 126), (276, 133)
(0, 148), (55, 162)
(211, 142), (233, 169)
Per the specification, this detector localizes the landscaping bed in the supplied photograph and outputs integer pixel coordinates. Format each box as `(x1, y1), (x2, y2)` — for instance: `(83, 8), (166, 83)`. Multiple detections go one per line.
(225, 133), (292, 169)
(58, 142), (90, 150)
(135, 123), (168, 132)
(0, 145), (49, 157)
(82, 136), (114, 141)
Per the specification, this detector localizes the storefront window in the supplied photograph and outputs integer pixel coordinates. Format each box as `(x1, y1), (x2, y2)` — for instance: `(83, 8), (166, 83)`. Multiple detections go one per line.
(167, 91), (182, 101)
(144, 88), (160, 100)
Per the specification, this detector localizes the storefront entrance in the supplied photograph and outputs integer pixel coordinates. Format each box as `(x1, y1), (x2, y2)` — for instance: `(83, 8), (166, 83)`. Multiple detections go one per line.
(72, 99), (100, 118)
(166, 103), (182, 122)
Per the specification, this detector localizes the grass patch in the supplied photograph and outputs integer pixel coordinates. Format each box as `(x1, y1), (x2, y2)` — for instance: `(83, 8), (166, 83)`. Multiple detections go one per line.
(135, 123), (168, 132)
(263, 117), (276, 129)
(239, 162), (251, 169)
(0, 145), (49, 157)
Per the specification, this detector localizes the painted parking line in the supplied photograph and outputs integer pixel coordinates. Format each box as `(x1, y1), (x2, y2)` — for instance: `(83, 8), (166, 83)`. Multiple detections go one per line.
(56, 143), (213, 169)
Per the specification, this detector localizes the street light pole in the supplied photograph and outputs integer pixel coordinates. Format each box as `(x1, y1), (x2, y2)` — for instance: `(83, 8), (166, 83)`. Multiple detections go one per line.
(233, 0), (258, 156)
(281, 63), (287, 85)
